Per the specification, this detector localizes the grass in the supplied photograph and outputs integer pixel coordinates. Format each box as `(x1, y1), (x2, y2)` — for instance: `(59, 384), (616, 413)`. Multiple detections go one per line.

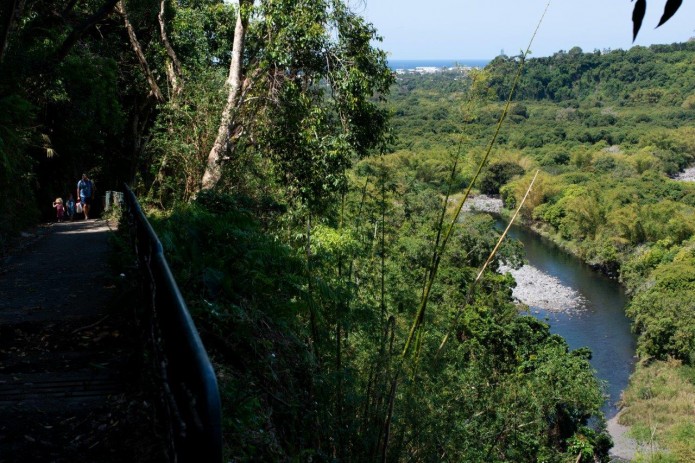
(619, 359), (695, 462)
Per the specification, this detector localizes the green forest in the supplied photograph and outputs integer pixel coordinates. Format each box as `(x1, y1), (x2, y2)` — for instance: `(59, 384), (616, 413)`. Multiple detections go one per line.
(386, 43), (695, 462)
(1, 1), (694, 462)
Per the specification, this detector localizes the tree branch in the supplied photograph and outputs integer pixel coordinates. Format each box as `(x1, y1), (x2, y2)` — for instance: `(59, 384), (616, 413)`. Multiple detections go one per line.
(116, 0), (165, 102)
(158, 0), (183, 97)
(54, 0), (120, 63)
(61, 0), (80, 18)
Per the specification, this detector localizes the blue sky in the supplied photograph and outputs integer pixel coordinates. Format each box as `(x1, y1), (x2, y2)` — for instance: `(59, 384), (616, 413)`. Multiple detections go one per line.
(358, 0), (695, 59)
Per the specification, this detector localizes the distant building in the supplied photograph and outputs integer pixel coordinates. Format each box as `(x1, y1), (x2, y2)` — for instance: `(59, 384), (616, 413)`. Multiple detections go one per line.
(394, 65), (478, 76)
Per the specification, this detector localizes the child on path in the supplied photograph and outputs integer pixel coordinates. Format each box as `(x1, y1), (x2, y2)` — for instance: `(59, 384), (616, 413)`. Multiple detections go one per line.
(66, 194), (75, 220)
(53, 198), (65, 222)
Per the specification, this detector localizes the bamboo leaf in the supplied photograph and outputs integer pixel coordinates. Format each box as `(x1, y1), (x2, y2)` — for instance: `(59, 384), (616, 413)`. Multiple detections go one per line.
(632, 0), (647, 41)
(656, 0), (682, 27)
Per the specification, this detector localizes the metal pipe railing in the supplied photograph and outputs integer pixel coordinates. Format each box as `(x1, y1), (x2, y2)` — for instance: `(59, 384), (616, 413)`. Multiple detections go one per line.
(123, 184), (222, 462)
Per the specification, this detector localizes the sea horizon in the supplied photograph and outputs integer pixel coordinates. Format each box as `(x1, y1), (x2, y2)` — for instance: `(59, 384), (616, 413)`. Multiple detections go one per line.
(388, 58), (490, 70)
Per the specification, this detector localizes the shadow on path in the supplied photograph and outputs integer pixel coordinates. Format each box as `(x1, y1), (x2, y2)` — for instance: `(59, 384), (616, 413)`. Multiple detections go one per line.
(0, 220), (166, 462)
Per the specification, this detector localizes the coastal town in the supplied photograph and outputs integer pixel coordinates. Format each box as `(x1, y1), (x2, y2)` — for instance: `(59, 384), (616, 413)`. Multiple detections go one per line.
(393, 64), (481, 75)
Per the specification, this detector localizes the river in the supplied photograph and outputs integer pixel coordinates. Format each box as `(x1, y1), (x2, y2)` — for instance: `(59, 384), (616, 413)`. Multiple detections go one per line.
(496, 220), (637, 419)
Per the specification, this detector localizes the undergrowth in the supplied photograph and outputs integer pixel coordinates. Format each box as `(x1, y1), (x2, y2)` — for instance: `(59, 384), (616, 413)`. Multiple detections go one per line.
(620, 359), (695, 463)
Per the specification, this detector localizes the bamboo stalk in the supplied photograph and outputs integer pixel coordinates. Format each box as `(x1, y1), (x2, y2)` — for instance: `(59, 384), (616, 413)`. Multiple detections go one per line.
(380, 375), (398, 463)
(158, 0), (184, 97)
(437, 170), (540, 355)
(378, 5), (552, 458)
(306, 212), (320, 361)
(401, 1), (551, 359)
(380, 168), (387, 323)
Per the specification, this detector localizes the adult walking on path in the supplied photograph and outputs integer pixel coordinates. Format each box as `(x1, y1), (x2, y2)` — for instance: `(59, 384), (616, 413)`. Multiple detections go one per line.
(0, 220), (165, 462)
(77, 173), (96, 220)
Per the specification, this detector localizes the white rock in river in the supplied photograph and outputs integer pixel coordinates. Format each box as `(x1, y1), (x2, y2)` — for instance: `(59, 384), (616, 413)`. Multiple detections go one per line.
(673, 166), (695, 182)
(498, 263), (585, 312)
(461, 195), (504, 214)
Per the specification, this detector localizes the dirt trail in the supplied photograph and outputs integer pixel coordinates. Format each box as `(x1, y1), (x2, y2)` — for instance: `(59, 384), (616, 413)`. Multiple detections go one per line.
(0, 220), (166, 462)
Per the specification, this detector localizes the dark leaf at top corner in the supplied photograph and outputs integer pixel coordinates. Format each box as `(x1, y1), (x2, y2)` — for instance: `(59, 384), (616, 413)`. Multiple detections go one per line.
(656, 0), (683, 28)
(632, 0), (647, 41)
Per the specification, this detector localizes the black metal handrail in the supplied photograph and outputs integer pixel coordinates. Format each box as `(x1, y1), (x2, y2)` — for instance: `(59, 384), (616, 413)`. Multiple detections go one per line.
(123, 184), (222, 463)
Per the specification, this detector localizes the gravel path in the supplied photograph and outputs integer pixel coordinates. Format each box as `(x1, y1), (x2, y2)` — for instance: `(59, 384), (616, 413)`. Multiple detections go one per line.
(0, 220), (166, 461)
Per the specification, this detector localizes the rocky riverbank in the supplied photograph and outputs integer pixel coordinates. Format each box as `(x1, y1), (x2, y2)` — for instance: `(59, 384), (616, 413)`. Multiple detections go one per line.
(673, 166), (695, 182)
(498, 233), (639, 461)
(461, 195), (503, 214)
(498, 263), (585, 312)
(607, 413), (648, 462)
(461, 194), (587, 312)
(473, 195), (641, 460)
(499, 259), (640, 462)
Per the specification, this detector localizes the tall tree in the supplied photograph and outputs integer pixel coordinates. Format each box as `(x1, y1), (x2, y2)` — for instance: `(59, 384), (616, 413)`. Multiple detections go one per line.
(201, 0), (252, 190)
(199, 0), (393, 206)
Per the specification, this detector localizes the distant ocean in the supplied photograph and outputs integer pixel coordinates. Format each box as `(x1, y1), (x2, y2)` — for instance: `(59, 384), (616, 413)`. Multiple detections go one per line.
(388, 59), (490, 70)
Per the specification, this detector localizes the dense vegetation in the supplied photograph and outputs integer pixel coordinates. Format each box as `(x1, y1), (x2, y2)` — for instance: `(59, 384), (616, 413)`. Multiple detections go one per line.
(1, 1), (692, 462)
(386, 42), (695, 461)
(487, 44), (695, 367)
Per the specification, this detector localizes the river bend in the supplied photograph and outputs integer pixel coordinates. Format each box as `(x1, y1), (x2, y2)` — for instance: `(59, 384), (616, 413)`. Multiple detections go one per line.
(497, 221), (637, 419)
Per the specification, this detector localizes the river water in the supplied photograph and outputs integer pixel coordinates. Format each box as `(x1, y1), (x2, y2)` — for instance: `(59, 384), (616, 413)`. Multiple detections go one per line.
(497, 221), (637, 419)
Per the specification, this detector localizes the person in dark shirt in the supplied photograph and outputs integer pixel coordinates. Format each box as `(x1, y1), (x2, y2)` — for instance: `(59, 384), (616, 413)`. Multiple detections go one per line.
(66, 193), (75, 220)
(76, 173), (95, 220)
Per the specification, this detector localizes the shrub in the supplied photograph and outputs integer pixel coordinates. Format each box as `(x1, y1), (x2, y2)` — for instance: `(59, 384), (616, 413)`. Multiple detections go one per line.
(628, 259), (695, 363)
(479, 161), (525, 194)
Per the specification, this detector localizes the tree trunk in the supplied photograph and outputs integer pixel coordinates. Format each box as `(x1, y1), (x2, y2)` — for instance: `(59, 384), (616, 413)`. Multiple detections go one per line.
(117, 1), (165, 102)
(306, 212), (320, 358)
(0, 0), (19, 65)
(158, 0), (183, 98)
(199, 0), (252, 191)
